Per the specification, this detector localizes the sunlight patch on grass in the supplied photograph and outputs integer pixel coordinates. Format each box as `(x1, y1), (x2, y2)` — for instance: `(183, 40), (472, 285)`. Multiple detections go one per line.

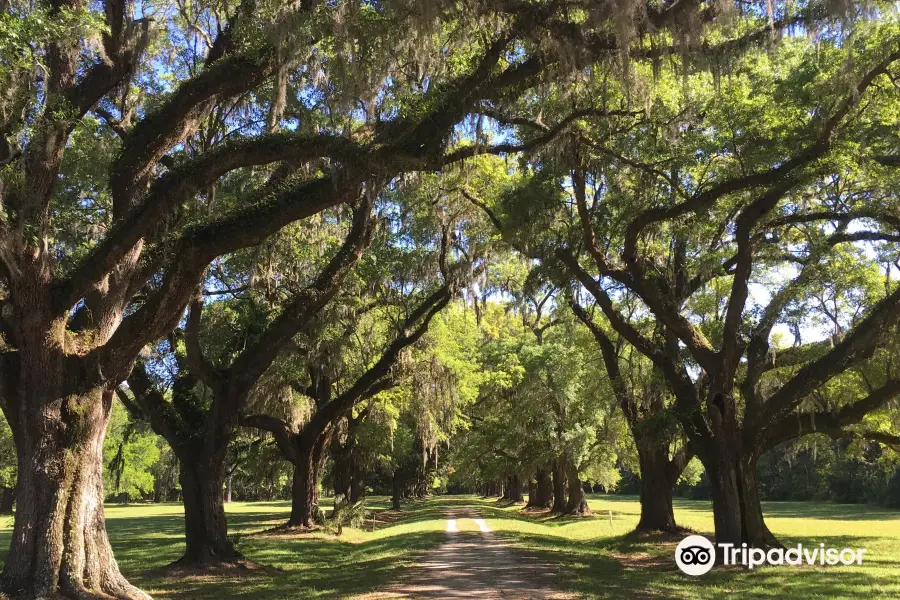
(0, 494), (896, 598)
(466, 494), (900, 600)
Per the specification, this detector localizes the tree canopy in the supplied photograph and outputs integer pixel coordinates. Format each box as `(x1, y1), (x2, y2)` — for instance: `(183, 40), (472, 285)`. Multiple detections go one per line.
(1, 1), (899, 597)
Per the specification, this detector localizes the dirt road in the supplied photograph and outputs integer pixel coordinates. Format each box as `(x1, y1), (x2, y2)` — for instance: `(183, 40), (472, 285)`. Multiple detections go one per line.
(371, 507), (574, 599)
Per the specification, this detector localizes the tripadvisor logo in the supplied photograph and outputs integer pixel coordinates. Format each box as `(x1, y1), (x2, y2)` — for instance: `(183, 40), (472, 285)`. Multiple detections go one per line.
(675, 535), (716, 575)
(675, 535), (867, 576)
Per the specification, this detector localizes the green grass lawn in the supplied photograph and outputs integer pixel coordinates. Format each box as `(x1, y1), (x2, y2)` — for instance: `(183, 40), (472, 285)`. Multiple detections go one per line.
(0, 497), (448, 599)
(0, 495), (896, 598)
(476, 494), (900, 599)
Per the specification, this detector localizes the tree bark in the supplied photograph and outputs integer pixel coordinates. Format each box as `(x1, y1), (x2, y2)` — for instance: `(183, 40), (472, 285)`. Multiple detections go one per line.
(2, 385), (150, 599)
(705, 451), (746, 547)
(289, 446), (318, 528)
(703, 450), (779, 548)
(564, 461), (591, 516)
(288, 432), (329, 528)
(551, 459), (567, 512)
(687, 395), (779, 549)
(508, 473), (524, 503)
(737, 455), (778, 547)
(533, 467), (553, 509)
(176, 455), (242, 565)
(127, 361), (243, 568)
(635, 441), (678, 532)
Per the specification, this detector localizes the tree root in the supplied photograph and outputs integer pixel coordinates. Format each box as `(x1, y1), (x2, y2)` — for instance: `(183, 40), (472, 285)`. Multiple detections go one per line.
(0, 579), (152, 600)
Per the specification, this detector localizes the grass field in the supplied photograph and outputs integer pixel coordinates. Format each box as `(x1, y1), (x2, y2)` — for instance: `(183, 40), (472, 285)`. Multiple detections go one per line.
(481, 495), (900, 599)
(0, 498), (449, 599)
(0, 495), (896, 599)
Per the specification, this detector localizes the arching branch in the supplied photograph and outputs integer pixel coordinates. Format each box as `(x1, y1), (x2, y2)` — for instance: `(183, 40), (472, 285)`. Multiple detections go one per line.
(765, 379), (900, 450)
(239, 414), (298, 464)
(763, 284), (900, 427)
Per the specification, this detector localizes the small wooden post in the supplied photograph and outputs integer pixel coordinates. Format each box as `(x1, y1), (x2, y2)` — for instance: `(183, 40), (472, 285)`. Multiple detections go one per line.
(608, 510), (613, 528)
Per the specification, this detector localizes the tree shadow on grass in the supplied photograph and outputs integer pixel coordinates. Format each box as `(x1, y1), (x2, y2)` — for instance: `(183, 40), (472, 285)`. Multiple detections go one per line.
(358, 497), (458, 530)
(493, 530), (899, 599)
(434, 496), (587, 524)
(119, 497), (451, 598)
(133, 530), (447, 599)
(459, 497), (636, 530)
(1, 496), (895, 599)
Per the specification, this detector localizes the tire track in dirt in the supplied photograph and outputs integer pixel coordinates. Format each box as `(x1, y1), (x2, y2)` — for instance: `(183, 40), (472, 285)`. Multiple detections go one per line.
(363, 507), (574, 599)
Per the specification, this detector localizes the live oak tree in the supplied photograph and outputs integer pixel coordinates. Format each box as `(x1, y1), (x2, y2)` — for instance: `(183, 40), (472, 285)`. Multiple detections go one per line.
(376, 300), (484, 506)
(240, 272), (461, 528)
(329, 404), (373, 506)
(0, 0), (658, 594)
(568, 298), (692, 531)
(512, 286), (617, 516)
(463, 165), (687, 522)
(239, 177), (491, 526)
(0, 0), (867, 594)
(441, 302), (528, 501)
(497, 26), (900, 546)
(452, 285), (622, 515)
(119, 196), (374, 564)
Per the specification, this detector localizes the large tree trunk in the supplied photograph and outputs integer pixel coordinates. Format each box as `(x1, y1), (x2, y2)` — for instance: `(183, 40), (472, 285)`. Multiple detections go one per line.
(2, 385), (150, 599)
(701, 445), (778, 548)
(563, 461), (591, 516)
(176, 454), (242, 565)
(692, 386), (779, 548)
(346, 419), (365, 503)
(738, 455), (778, 547)
(551, 459), (567, 512)
(534, 467), (553, 509)
(288, 432), (328, 528)
(289, 448), (318, 528)
(508, 473), (524, 503)
(635, 440), (678, 532)
(706, 454), (746, 546)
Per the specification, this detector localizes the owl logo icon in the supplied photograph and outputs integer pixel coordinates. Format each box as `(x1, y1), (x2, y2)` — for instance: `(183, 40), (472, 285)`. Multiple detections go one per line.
(675, 535), (716, 576)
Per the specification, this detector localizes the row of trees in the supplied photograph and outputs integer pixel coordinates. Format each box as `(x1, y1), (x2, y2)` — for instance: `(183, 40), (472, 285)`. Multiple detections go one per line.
(0, 0), (560, 594)
(1, 0), (899, 598)
(457, 11), (900, 548)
